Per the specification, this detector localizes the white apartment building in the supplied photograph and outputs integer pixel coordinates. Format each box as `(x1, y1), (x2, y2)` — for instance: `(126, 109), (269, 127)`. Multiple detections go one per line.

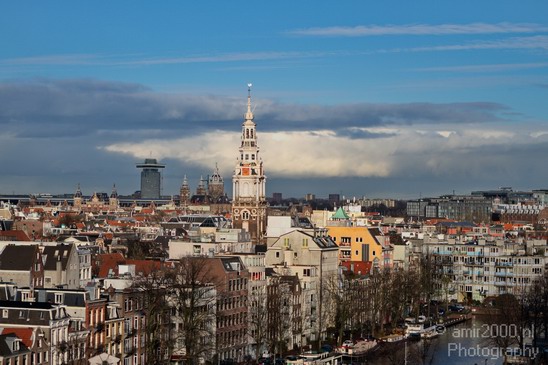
(421, 238), (548, 302)
(265, 229), (339, 345)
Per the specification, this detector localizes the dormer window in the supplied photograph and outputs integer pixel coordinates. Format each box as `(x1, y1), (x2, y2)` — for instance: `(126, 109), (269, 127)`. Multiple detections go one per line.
(12, 339), (20, 352)
(55, 293), (63, 304)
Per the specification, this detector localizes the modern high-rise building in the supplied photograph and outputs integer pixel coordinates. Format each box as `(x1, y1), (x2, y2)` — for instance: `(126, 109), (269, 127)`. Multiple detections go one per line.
(136, 158), (165, 199)
(232, 85), (267, 243)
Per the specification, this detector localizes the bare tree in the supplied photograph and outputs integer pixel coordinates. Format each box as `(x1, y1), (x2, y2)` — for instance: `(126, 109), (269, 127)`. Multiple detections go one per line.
(267, 275), (293, 356)
(248, 284), (269, 359)
(131, 257), (218, 365)
(167, 257), (218, 365)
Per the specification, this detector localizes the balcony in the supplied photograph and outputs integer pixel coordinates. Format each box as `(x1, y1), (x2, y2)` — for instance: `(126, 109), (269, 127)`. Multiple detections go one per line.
(494, 281), (514, 287)
(495, 262), (513, 267)
(494, 272), (513, 277)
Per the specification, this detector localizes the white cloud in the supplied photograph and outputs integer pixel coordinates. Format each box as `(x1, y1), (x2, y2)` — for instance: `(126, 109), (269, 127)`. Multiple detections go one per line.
(288, 23), (548, 37)
(416, 62), (548, 73)
(101, 124), (548, 180)
(407, 35), (548, 52)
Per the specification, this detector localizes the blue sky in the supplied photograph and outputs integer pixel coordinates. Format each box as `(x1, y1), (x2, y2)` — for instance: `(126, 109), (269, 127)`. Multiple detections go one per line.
(1, 1), (548, 199)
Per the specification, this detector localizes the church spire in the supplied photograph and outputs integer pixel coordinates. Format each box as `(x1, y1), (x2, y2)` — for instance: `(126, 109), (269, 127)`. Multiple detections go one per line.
(245, 83), (254, 122)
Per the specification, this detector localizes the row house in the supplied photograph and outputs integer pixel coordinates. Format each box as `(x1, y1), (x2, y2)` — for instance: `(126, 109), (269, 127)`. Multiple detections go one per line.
(265, 229), (339, 346)
(236, 253), (267, 359)
(0, 327), (50, 365)
(0, 300), (71, 365)
(19, 287), (90, 363)
(0, 333), (31, 364)
(0, 245), (44, 288)
(107, 288), (150, 365)
(265, 271), (302, 353)
(208, 257), (249, 363)
(42, 244), (80, 289)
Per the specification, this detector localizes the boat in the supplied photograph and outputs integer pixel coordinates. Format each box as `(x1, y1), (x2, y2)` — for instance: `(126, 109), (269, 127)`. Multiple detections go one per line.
(405, 322), (437, 339)
(379, 334), (406, 343)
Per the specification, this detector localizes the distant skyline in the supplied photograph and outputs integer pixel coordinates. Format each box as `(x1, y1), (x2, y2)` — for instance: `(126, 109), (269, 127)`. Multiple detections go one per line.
(1, 1), (548, 199)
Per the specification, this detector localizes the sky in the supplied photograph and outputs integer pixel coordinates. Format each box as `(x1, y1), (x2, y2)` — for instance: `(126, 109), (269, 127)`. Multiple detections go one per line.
(1, 1), (548, 200)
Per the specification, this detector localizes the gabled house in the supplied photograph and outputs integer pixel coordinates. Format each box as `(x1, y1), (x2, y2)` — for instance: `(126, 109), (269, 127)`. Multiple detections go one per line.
(1, 327), (50, 365)
(0, 244), (44, 288)
(0, 333), (31, 364)
(0, 300), (70, 365)
(42, 243), (80, 289)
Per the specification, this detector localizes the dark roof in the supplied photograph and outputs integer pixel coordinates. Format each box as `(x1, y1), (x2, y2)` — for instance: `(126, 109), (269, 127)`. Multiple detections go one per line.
(0, 333), (30, 357)
(254, 245), (267, 253)
(42, 244), (74, 271)
(0, 300), (54, 310)
(32, 289), (87, 307)
(0, 245), (37, 271)
(437, 221), (476, 228)
(313, 235), (338, 248)
(369, 228), (382, 236)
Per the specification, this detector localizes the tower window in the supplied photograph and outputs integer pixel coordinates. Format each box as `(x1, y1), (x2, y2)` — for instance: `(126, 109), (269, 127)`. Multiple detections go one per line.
(251, 154), (255, 160)
(242, 211), (250, 220)
(245, 154), (249, 160)
(250, 130), (254, 138)
(246, 129), (250, 138)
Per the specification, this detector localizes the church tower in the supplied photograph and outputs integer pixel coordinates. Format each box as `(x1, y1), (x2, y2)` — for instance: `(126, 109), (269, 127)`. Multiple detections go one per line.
(208, 163), (225, 202)
(109, 184), (119, 211)
(179, 175), (190, 207)
(232, 84), (267, 243)
(73, 183), (83, 211)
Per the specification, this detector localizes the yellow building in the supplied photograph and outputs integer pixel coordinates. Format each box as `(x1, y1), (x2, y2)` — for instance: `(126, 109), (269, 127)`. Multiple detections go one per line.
(327, 226), (385, 264)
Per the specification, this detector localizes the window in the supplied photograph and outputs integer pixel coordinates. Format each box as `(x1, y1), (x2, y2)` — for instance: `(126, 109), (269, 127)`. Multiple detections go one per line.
(242, 211), (250, 220)
(2, 309), (7, 318)
(284, 238), (290, 248)
(55, 293), (63, 304)
(302, 239), (308, 248)
(275, 252), (280, 258)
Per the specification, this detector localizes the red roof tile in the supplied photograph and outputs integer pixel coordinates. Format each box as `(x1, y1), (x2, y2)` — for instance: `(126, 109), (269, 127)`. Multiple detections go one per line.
(1, 327), (33, 348)
(0, 230), (31, 241)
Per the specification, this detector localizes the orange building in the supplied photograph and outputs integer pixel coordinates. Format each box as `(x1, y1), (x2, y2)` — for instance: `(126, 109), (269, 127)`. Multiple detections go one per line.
(327, 226), (385, 264)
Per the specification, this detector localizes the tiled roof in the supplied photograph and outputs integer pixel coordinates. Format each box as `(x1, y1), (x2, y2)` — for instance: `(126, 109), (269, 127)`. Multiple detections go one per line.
(95, 253), (125, 278)
(0, 230), (31, 241)
(0, 328), (33, 348)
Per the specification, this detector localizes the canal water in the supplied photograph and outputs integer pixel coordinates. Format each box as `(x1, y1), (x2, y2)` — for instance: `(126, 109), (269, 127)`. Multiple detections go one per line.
(366, 317), (513, 365)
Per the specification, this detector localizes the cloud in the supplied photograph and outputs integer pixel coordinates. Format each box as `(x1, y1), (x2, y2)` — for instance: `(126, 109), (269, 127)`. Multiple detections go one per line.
(288, 23), (548, 37)
(0, 51), (332, 68)
(405, 35), (548, 52)
(101, 124), (548, 182)
(416, 62), (548, 73)
(0, 79), (508, 140)
(2, 78), (547, 197)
